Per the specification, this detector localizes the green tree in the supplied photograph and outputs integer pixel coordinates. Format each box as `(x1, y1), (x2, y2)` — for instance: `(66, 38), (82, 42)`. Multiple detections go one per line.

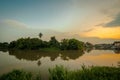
(49, 36), (60, 48)
(9, 41), (16, 49)
(60, 39), (69, 50)
(5, 35), (85, 50)
(68, 39), (84, 50)
(29, 38), (43, 49)
(60, 38), (84, 50)
(9, 37), (44, 50)
(0, 42), (9, 49)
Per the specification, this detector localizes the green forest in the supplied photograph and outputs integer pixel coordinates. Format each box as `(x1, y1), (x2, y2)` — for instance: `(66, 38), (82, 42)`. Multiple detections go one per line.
(0, 33), (89, 51)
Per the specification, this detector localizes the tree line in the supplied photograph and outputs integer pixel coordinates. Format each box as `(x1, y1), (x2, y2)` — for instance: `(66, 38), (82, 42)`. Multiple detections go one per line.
(0, 33), (91, 51)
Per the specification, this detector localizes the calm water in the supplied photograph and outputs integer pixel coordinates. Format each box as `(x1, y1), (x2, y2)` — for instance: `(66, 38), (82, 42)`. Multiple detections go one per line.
(0, 49), (120, 79)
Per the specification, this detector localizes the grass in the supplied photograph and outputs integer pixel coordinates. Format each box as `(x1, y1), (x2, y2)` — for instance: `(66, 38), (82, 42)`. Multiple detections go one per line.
(0, 70), (41, 80)
(0, 66), (120, 80)
(0, 70), (33, 80)
(49, 65), (120, 80)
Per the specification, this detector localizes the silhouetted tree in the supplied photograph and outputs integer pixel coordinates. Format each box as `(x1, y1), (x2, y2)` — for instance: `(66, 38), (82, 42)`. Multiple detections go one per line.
(1, 34), (85, 51)
(49, 36), (60, 48)
(60, 39), (69, 50)
(9, 38), (43, 50)
(39, 33), (43, 39)
(9, 41), (16, 49)
(60, 38), (84, 50)
(37, 60), (41, 66)
(68, 39), (84, 50)
(0, 42), (9, 49)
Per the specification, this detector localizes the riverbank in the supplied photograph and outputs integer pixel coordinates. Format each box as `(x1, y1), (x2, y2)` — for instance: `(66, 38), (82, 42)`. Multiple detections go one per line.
(0, 66), (120, 80)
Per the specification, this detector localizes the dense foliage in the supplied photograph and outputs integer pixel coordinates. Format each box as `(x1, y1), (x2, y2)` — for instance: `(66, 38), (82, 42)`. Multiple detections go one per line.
(0, 42), (9, 49)
(49, 36), (60, 48)
(60, 39), (84, 50)
(9, 38), (44, 50)
(0, 35), (85, 50)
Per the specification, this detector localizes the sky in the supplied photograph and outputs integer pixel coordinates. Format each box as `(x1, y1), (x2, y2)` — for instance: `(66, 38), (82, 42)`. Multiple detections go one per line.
(0, 0), (120, 44)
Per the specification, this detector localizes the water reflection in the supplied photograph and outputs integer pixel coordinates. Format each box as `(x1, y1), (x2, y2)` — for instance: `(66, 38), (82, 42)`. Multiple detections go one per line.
(0, 48), (8, 52)
(0, 49), (120, 79)
(84, 48), (120, 54)
(118, 61), (120, 67)
(7, 50), (84, 67)
(113, 49), (120, 54)
(85, 48), (93, 53)
(8, 50), (84, 61)
(37, 60), (41, 66)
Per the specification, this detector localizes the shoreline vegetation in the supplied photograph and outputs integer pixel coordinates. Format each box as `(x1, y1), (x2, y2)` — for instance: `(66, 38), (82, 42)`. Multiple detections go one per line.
(0, 65), (120, 80)
(0, 33), (86, 51)
(0, 33), (119, 52)
(0, 33), (120, 80)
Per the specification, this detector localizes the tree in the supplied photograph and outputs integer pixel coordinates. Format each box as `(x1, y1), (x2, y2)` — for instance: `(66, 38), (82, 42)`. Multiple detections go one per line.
(9, 41), (16, 49)
(9, 37), (44, 50)
(0, 42), (9, 49)
(49, 36), (60, 48)
(60, 39), (69, 50)
(39, 33), (43, 39)
(68, 39), (84, 50)
(60, 38), (84, 50)
(68, 39), (79, 50)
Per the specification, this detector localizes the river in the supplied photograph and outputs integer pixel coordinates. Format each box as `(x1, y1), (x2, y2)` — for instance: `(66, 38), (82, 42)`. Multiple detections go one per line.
(0, 49), (120, 79)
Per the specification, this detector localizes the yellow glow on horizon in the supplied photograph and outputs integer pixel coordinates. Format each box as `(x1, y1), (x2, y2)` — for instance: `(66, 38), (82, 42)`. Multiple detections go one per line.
(82, 27), (120, 39)
(78, 53), (120, 66)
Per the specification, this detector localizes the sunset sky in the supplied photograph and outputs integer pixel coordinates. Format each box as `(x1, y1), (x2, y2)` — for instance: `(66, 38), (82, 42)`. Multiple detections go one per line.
(0, 0), (120, 44)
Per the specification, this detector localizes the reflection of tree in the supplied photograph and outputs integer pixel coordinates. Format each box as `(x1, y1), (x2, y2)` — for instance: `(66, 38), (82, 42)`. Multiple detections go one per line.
(37, 60), (41, 66)
(85, 48), (93, 53)
(118, 61), (120, 67)
(8, 50), (84, 61)
(113, 49), (120, 54)
(60, 50), (84, 60)
(9, 50), (58, 61)
(0, 48), (8, 52)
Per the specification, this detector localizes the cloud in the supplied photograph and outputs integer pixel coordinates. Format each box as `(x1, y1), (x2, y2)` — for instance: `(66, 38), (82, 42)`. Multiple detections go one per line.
(2, 19), (28, 29)
(104, 12), (120, 27)
(81, 26), (120, 39)
(95, 23), (105, 27)
(0, 19), (119, 44)
(83, 28), (94, 32)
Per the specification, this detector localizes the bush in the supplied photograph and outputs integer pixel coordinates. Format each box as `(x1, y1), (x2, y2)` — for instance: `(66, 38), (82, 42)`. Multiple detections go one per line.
(0, 70), (32, 80)
(60, 39), (84, 50)
(49, 65), (68, 80)
(49, 66), (120, 80)
(1, 66), (120, 80)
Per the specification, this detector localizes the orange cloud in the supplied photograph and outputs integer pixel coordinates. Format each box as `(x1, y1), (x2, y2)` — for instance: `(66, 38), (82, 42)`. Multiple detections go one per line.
(82, 27), (120, 39)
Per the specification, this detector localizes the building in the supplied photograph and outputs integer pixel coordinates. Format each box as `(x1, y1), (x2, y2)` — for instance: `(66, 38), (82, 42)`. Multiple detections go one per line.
(113, 41), (120, 49)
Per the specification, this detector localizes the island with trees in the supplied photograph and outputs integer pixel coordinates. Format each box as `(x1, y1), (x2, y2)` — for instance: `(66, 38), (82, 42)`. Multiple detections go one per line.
(0, 33), (120, 80)
(0, 33), (120, 53)
(0, 33), (85, 51)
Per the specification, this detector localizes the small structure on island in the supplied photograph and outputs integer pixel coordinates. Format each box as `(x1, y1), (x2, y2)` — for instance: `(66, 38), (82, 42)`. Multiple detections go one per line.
(113, 41), (120, 49)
